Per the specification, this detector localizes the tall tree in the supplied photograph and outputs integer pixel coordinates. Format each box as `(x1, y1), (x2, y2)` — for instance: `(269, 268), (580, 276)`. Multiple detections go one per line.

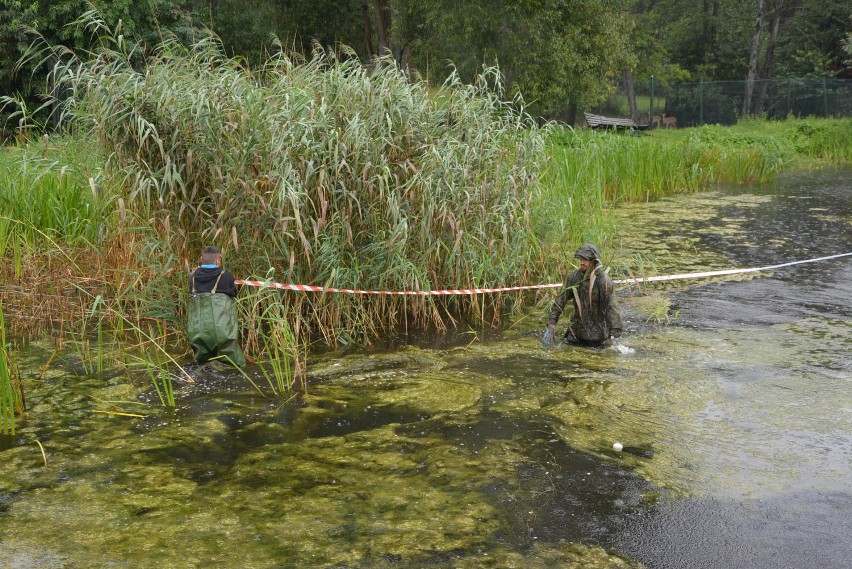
(702, 0), (721, 65)
(361, 2), (374, 59)
(623, 69), (640, 121)
(643, 0), (766, 80)
(753, 0), (796, 115)
(743, 0), (765, 117)
(774, 0), (849, 77)
(372, 0), (391, 56)
(393, 0), (635, 122)
(183, 0), (366, 63)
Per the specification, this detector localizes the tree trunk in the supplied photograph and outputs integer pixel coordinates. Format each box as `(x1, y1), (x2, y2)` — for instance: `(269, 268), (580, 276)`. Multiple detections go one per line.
(710, 1), (720, 62)
(567, 101), (578, 127)
(754, 3), (783, 116)
(623, 69), (639, 122)
(702, 1), (711, 60)
(372, 0), (392, 57)
(703, 1), (721, 67)
(362, 2), (374, 60)
(743, 0), (765, 118)
(397, 44), (410, 75)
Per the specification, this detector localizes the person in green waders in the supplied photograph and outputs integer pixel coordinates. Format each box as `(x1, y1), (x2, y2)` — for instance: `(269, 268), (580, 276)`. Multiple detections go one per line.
(187, 246), (246, 366)
(542, 243), (623, 347)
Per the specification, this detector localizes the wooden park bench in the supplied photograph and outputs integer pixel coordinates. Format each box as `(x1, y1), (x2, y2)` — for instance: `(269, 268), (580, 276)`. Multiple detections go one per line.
(583, 112), (649, 130)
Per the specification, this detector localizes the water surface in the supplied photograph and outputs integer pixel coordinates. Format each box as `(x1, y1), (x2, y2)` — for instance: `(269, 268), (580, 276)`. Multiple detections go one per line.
(1, 169), (850, 568)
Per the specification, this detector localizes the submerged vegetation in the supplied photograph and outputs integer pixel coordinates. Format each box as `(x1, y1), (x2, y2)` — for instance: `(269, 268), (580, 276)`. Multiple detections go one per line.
(0, 8), (850, 568)
(0, 13), (850, 407)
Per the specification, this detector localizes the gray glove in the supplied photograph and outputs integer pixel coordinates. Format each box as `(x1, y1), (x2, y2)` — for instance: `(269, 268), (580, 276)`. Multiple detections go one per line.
(542, 324), (557, 346)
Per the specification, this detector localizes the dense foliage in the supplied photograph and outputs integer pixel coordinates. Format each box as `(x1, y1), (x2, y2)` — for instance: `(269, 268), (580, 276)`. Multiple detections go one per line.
(1, 109), (849, 375)
(533, 115), (852, 292)
(2, 1), (850, 132)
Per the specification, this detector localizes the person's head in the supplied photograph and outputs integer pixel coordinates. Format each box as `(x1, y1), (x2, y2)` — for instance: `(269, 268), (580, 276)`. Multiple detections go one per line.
(575, 243), (601, 272)
(200, 246), (222, 266)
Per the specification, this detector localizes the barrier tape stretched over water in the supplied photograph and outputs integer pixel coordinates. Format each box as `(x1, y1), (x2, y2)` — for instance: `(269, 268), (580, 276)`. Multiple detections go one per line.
(233, 280), (561, 295)
(612, 252), (852, 284)
(234, 252), (852, 296)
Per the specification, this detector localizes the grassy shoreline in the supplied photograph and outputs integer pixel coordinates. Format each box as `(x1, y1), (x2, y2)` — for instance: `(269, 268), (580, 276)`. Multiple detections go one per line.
(535, 117), (851, 276)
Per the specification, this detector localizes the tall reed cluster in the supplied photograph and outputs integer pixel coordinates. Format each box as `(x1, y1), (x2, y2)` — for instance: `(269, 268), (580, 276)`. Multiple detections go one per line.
(49, 14), (547, 345)
(0, 131), (127, 343)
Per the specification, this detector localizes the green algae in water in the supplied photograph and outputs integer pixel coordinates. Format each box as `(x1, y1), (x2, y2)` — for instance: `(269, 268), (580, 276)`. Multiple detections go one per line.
(611, 190), (774, 281)
(0, 399), (517, 567)
(4, 315), (838, 565)
(217, 424), (508, 565)
(1, 340), (646, 568)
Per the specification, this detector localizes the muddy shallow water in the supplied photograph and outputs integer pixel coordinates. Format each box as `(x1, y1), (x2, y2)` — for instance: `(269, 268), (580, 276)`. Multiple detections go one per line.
(1, 169), (850, 568)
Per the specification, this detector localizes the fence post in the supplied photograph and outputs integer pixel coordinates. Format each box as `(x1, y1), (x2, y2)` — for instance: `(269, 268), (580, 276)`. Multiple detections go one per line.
(787, 78), (792, 117)
(822, 77), (828, 117)
(650, 75), (655, 125)
(699, 77), (704, 126)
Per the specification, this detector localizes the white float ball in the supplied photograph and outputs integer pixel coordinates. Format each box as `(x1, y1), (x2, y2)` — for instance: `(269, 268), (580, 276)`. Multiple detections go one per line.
(613, 442), (623, 452)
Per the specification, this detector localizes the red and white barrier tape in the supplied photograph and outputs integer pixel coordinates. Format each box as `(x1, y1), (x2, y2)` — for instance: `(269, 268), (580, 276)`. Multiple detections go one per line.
(234, 252), (852, 296)
(233, 280), (562, 295)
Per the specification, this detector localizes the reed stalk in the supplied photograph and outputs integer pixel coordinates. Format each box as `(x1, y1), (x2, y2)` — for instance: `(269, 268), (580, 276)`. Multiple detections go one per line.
(0, 303), (24, 435)
(141, 326), (175, 408)
(258, 317), (296, 394)
(98, 296), (192, 407)
(64, 295), (109, 378)
(240, 284), (297, 393)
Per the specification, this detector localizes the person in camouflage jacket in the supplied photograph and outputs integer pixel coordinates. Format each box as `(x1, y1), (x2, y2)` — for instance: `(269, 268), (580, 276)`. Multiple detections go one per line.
(543, 243), (623, 347)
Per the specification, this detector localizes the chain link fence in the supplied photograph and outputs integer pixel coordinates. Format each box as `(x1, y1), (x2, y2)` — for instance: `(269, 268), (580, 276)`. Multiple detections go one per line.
(597, 78), (852, 127)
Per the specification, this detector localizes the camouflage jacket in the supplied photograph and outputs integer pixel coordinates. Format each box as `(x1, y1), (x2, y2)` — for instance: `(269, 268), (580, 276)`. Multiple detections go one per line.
(548, 265), (623, 343)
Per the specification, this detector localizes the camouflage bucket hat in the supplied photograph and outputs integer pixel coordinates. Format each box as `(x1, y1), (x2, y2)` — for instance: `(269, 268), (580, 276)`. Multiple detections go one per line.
(575, 243), (601, 261)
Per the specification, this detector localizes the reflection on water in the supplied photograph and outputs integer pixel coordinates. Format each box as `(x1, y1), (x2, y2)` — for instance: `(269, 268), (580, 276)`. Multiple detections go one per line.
(1, 169), (850, 568)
